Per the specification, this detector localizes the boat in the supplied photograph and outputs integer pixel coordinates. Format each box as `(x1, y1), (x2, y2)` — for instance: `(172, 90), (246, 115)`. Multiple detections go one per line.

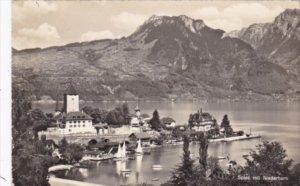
(217, 156), (226, 160)
(152, 164), (163, 170)
(121, 169), (132, 173)
(48, 165), (74, 172)
(135, 139), (143, 155)
(128, 156), (136, 160)
(114, 142), (127, 161)
(82, 151), (114, 161)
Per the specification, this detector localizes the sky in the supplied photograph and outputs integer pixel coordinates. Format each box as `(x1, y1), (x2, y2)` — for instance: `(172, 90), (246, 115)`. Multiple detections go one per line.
(12, 0), (300, 50)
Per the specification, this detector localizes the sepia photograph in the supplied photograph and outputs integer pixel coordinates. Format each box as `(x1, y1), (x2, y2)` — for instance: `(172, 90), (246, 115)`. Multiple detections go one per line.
(3, 0), (300, 185)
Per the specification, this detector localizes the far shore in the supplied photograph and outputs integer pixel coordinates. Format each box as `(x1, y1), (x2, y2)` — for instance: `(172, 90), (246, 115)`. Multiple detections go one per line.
(32, 98), (300, 105)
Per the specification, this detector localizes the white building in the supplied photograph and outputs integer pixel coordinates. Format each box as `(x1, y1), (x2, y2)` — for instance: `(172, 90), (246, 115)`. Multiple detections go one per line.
(191, 110), (216, 132)
(130, 105), (146, 133)
(53, 83), (97, 135)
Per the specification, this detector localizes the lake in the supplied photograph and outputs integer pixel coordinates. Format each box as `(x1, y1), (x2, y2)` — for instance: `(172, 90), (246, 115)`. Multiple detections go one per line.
(34, 100), (300, 186)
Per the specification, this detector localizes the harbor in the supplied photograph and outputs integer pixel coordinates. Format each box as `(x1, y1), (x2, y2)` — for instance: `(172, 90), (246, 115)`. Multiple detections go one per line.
(41, 99), (299, 186)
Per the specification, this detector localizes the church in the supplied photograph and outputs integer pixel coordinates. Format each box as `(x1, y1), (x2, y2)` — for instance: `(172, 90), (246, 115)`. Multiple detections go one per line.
(53, 84), (96, 135)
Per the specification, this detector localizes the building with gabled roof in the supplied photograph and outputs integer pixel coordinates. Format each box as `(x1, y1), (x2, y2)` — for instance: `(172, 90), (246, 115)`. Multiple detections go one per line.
(128, 132), (151, 146)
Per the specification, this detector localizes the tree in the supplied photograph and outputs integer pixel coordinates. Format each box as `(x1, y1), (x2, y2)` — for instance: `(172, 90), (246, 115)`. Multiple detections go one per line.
(170, 135), (194, 186)
(58, 137), (84, 163)
(198, 132), (209, 173)
(188, 114), (194, 128)
(220, 115), (233, 136)
(149, 110), (161, 131)
(12, 86), (54, 186)
(105, 104), (130, 125)
(64, 143), (84, 163)
(59, 137), (68, 154)
(244, 141), (293, 177)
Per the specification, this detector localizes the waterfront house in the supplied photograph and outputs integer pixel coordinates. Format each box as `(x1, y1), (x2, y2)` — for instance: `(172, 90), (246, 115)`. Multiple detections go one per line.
(161, 117), (176, 129)
(190, 109), (217, 132)
(128, 132), (151, 146)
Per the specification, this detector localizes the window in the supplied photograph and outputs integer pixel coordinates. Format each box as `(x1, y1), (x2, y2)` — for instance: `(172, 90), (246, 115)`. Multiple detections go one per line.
(70, 121), (72, 123)
(83, 121), (85, 123)
(69, 129), (71, 132)
(74, 121), (77, 123)
(70, 125), (72, 128)
(83, 125), (85, 127)
(74, 125), (76, 127)
(78, 125), (81, 127)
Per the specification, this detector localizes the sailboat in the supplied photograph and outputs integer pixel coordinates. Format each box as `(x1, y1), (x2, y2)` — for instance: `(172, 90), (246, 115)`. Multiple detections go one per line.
(135, 139), (143, 155)
(114, 142), (127, 161)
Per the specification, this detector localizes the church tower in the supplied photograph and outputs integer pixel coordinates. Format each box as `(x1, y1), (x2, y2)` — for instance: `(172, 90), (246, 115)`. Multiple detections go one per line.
(135, 104), (141, 118)
(63, 83), (79, 113)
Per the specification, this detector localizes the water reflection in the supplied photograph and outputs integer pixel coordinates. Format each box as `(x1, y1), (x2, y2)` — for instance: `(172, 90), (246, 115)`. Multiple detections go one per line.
(135, 155), (142, 184)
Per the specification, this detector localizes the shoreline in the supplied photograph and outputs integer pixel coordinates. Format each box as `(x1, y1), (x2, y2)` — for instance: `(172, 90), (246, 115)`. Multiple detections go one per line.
(49, 177), (107, 186)
(32, 98), (300, 105)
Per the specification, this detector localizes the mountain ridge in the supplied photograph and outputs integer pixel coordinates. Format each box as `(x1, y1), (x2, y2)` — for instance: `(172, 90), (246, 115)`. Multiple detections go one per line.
(12, 13), (299, 101)
(227, 8), (300, 83)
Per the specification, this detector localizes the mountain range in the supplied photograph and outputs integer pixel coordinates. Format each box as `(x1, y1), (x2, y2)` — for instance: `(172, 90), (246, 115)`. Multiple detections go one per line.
(12, 9), (300, 101)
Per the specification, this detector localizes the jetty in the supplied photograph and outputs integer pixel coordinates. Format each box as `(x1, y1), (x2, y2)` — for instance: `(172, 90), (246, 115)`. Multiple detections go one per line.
(209, 134), (261, 142)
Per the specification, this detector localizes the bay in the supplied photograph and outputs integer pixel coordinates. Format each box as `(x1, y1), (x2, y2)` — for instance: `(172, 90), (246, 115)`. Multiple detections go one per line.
(33, 101), (300, 185)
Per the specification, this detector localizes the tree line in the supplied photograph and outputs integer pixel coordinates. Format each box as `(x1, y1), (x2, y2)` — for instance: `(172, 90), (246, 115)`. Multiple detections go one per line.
(162, 133), (299, 186)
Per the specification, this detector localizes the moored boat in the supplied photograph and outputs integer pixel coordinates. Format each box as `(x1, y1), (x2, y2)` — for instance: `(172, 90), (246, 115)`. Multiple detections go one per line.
(135, 139), (143, 155)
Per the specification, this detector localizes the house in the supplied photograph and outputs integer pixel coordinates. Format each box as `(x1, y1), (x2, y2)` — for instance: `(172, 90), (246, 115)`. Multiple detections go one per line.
(44, 139), (58, 151)
(161, 117), (176, 129)
(190, 109), (217, 132)
(93, 123), (109, 135)
(128, 132), (151, 146)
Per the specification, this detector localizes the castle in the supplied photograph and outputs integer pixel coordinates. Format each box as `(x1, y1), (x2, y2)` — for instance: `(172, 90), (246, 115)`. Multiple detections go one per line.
(53, 84), (96, 135)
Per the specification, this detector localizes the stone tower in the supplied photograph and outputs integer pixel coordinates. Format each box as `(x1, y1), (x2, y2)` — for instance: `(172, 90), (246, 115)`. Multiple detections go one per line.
(63, 83), (79, 113)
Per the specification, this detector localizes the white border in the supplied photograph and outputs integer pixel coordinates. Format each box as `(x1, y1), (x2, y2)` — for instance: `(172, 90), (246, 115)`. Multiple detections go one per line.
(0, 0), (12, 185)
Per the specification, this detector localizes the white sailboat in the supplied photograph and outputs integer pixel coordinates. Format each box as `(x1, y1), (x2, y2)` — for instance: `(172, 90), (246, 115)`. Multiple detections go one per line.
(122, 142), (127, 157)
(135, 139), (143, 155)
(114, 142), (127, 161)
(115, 143), (122, 159)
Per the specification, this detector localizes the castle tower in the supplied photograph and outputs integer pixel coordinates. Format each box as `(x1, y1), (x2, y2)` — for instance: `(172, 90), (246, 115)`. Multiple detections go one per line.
(63, 83), (79, 113)
(135, 104), (141, 117)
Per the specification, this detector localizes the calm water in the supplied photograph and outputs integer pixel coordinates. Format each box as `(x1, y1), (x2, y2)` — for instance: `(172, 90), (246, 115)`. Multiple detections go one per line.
(34, 101), (300, 186)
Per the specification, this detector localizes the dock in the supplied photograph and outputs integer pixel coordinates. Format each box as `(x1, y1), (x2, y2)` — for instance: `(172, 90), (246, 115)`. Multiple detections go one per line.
(209, 134), (261, 142)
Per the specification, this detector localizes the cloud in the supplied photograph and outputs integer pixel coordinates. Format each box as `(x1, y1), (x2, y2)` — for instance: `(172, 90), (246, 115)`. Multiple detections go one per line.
(13, 1), (57, 22)
(111, 12), (147, 34)
(13, 23), (60, 49)
(188, 7), (220, 20)
(80, 31), (115, 42)
(189, 3), (284, 32)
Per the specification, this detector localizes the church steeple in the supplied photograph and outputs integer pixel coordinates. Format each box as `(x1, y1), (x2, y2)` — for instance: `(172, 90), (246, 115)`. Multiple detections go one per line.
(135, 99), (141, 117)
